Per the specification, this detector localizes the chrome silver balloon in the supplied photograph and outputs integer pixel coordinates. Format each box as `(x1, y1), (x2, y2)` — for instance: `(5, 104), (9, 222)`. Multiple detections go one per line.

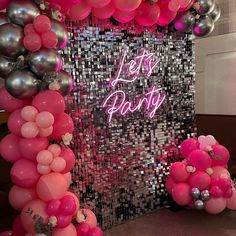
(194, 200), (205, 210)
(28, 48), (63, 77)
(209, 4), (221, 22)
(195, 0), (216, 15)
(193, 16), (214, 37)
(173, 11), (196, 33)
(5, 70), (41, 99)
(191, 188), (201, 199)
(0, 23), (26, 58)
(51, 20), (69, 49)
(0, 56), (15, 77)
(0, 13), (8, 26)
(7, 0), (40, 26)
(201, 190), (211, 201)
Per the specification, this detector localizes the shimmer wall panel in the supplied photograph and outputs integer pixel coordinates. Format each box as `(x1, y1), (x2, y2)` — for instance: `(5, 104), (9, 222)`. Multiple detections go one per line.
(63, 19), (195, 229)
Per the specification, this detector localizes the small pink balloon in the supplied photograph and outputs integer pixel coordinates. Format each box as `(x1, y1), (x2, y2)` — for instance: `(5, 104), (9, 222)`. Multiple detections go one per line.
(68, 2), (92, 21)
(36, 111), (55, 128)
(24, 24), (36, 35)
(57, 215), (73, 228)
(21, 121), (39, 139)
(87, 0), (111, 8)
(0, 231), (12, 236)
(226, 188), (236, 210)
(211, 166), (231, 179)
(11, 159), (40, 188)
(217, 178), (231, 193)
(114, 0), (141, 11)
(0, 0), (10, 10)
(34, 15), (51, 33)
(189, 171), (211, 190)
(78, 209), (97, 228)
(8, 109), (25, 137)
(165, 176), (176, 194)
(205, 197), (226, 214)
(37, 150), (54, 165)
(112, 9), (135, 23)
(170, 162), (190, 182)
(210, 185), (223, 198)
(60, 195), (76, 216)
(12, 215), (26, 236)
(23, 33), (42, 52)
(37, 164), (51, 175)
(48, 144), (62, 157)
(180, 138), (199, 158)
(64, 172), (72, 188)
(60, 147), (76, 174)
(211, 144), (230, 167)
(224, 188), (233, 198)
(76, 222), (90, 236)
(92, 2), (116, 19)
(171, 183), (192, 206)
(52, 223), (77, 236)
(21, 106), (38, 122)
(38, 126), (53, 137)
(0, 134), (21, 163)
(41, 31), (58, 49)
(87, 227), (103, 236)
(47, 199), (61, 216)
(50, 157), (66, 172)
(9, 186), (37, 210)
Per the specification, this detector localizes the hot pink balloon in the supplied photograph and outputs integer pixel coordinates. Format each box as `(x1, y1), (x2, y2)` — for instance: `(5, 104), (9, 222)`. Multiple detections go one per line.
(92, 2), (116, 19)
(47, 199), (61, 216)
(211, 144), (230, 167)
(78, 209), (97, 228)
(224, 188), (233, 198)
(226, 188), (236, 210)
(50, 157), (66, 172)
(168, 0), (180, 12)
(48, 144), (62, 157)
(114, 0), (141, 11)
(52, 223), (77, 236)
(0, 88), (31, 112)
(210, 185), (223, 198)
(170, 162), (189, 182)
(19, 137), (49, 161)
(171, 183), (192, 205)
(21, 106), (38, 122)
(135, 2), (161, 26)
(60, 147), (76, 174)
(0, 0), (10, 10)
(211, 166), (231, 179)
(37, 164), (51, 175)
(41, 31), (58, 49)
(0, 232), (12, 236)
(8, 109), (25, 137)
(57, 215), (72, 228)
(65, 192), (80, 213)
(76, 222), (90, 236)
(34, 15), (51, 33)
(64, 172), (72, 188)
(68, 2), (92, 21)
(36, 173), (68, 201)
(205, 197), (226, 214)
(157, 2), (177, 26)
(21, 199), (48, 234)
(9, 185), (37, 210)
(11, 159), (40, 188)
(38, 126), (53, 137)
(60, 195), (76, 216)
(23, 33), (42, 52)
(87, 0), (111, 8)
(32, 90), (65, 116)
(12, 215), (26, 236)
(189, 171), (211, 190)
(112, 9), (135, 23)
(36, 111), (55, 128)
(165, 176), (176, 194)
(37, 150), (54, 165)
(0, 134), (21, 163)
(87, 227), (103, 236)
(180, 138), (199, 158)
(21, 121), (39, 139)
(24, 24), (36, 35)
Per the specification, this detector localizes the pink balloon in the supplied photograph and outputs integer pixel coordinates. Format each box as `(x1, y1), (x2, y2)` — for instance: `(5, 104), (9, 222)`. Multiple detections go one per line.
(168, 0), (180, 12)
(32, 90), (65, 116)
(36, 173), (68, 201)
(78, 209), (97, 228)
(226, 188), (236, 210)
(0, 0), (10, 10)
(187, 149), (212, 171)
(211, 166), (231, 179)
(213, 178), (231, 193)
(9, 185), (37, 210)
(178, 0), (192, 8)
(171, 183), (192, 206)
(170, 162), (190, 182)
(50, 157), (66, 172)
(60, 195), (76, 216)
(57, 215), (72, 228)
(224, 188), (233, 198)
(37, 150), (54, 165)
(157, 2), (177, 26)
(112, 9), (135, 23)
(178, 0), (194, 12)
(11, 159), (40, 188)
(21, 106), (38, 122)
(8, 109), (25, 137)
(47, 199), (61, 216)
(60, 147), (76, 174)
(48, 144), (62, 157)
(165, 176), (176, 194)
(65, 192), (80, 213)
(211, 144), (230, 167)
(0, 232), (12, 236)
(0, 88), (31, 112)
(36, 111), (55, 128)
(64, 172), (72, 188)
(41, 31), (58, 49)
(92, 2), (116, 19)
(21, 199), (48, 234)
(12, 215), (26, 236)
(87, 0), (111, 8)
(87, 227), (103, 236)
(24, 24), (36, 35)
(0, 134), (21, 163)
(205, 197), (226, 214)
(68, 2), (92, 21)
(37, 164), (51, 175)
(23, 33), (42, 52)
(210, 186), (223, 198)
(189, 171), (211, 190)
(50, 113), (74, 141)
(38, 126), (53, 137)
(114, 0), (141, 11)
(19, 137), (49, 161)
(21, 121), (39, 139)
(47, 0), (81, 13)
(34, 15), (51, 33)
(135, 2), (161, 26)
(76, 223), (90, 236)
(52, 223), (77, 236)
(180, 138), (199, 158)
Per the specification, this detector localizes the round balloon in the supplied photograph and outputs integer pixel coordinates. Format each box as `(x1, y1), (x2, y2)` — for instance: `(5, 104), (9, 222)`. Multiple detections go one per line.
(87, 0), (111, 8)
(211, 144), (230, 167)
(52, 223), (77, 236)
(173, 11), (196, 33)
(170, 162), (190, 182)
(171, 183), (192, 206)
(68, 2), (92, 21)
(60, 147), (76, 174)
(211, 166), (230, 179)
(195, 0), (215, 15)
(114, 0), (141, 11)
(226, 188), (236, 210)
(209, 4), (221, 22)
(12, 215), (26, 236)
(189, 171), (211, 190)
(193, 16), (214, 37)
(0, 55), (15, 77)
(112, 9), (135, 23)
(0, 0), (10, 10)
(205, 197), (226, 214)
(7, 109), (25, 136)
(77, 209), (97, 227)
(92, 2), (116, 20)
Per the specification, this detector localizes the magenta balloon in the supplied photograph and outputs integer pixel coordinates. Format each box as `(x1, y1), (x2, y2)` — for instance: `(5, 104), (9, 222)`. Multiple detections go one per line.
(157, 3), (177, 26)
(171, 183), (192, 206)
(57, 215), (72, 228)
(92, 2), (116, 19)
(60, 147), (76, 174)
(65, 192), (80, 213)
(7, 109), (25, 137)
(211, 144), (230, 167)
(189, 171), (211, 190)
(112, 9), (135, 23)
(0, 231), (13, 236)
(165, 176), (176, 194)
(87, 227), (103, 236)
(60, 195), (76, 216)
(226, 188), (236, 210)
(210, 185), (223, 198)
(0, 88), (31, 112)
(180, 138), (199, 158)
(12, 215), (26, 236)
(68, 2), (92, 21)
(76, 223), (90, 236)
(205, 197), (226, 214)
(19, 137), (49, 161)
(0, 0), (10, 10)
(10, 159), (40, 188)
(47, 199), (61, 216)
(170, 162), (190, 182)
(0, 134), (21, 163)
(114, 0), (141, 11)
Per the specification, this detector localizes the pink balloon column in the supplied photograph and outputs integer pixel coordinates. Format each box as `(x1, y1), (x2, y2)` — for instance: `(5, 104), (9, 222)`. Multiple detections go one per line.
(166, 135), (236, 214)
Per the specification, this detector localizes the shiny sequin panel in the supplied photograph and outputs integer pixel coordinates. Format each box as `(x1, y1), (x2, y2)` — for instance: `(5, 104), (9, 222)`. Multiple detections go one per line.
(63, 19), (196, 229)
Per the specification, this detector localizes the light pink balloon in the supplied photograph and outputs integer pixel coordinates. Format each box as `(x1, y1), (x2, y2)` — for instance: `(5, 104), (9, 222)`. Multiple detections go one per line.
(77, 209), (97, 227)
(205, 197), (226, 214)
(226, 188), (236, 210)
(171, 183), (192, 206)
(60, 147), (76, 174)
(50, 157), (66, 172)
(37, 150), (54, 165)
(52, 223), (77, 236)
(68, 2), (92, 21)
(113, 9), (135, 23)
(170, 162), (190, 182)
(8, 109), (25, 137)
(37, 164), (51, 175)
(87, 0), (111, 8)
(36, 111), (55, 128)
(48, 144), (62, 157)
(114, 0), (141, 11)
(92, 2), (116, 19)
(38, 126), (53, 137)
(9, 185), (37, 210)
(189, 171), (211, 190)
(0, 134), (21, 163)
(36, 173), (68, 201)
(211, 166), (231, 179)
(21, 106), (38, 122)
(64, 172), (72, 188)
(21, 121), (39, 139)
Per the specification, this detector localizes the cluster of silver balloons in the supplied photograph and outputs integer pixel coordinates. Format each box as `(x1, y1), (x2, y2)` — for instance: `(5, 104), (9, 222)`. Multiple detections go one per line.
(174, 0), (221, 37)
(191, 188), (211, 210)
(0, 0), (72, 99)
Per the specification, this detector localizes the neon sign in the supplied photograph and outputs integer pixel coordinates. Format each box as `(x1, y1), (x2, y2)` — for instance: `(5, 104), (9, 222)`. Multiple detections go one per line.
(102, 48), (166, 122)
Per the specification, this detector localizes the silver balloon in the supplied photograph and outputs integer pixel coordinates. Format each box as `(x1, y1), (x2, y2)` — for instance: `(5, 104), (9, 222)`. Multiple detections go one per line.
(194, 200), (205, 210)
(196, 0), (216, 15)
(5, 70), (41, 99)
(7, 0), (40, 26)
(209, 4), (221, 22)
(201, 190), (211, 201)
(0, 23), (26, 58)
(193, 16), (214, 37)
(0, 13), (8, 26)
(28, 49), (63, 77)
(0, 56), (15, 77)
(51, 20), (68, 49)
(191, 188), (201, 199)
(173, 11), (196, 33)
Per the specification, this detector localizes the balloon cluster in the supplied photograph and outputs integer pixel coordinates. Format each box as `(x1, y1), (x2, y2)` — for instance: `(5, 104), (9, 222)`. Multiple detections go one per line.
(166, 135), (236, 214)
(0, 0), (103, 236)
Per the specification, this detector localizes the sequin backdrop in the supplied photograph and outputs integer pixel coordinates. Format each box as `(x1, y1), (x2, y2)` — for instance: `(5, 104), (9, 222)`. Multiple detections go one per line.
(62, 19), (196, 229)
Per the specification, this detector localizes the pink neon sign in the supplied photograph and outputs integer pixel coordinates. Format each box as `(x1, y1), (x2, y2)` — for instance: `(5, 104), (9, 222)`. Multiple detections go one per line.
(102, 48), (166, 122)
